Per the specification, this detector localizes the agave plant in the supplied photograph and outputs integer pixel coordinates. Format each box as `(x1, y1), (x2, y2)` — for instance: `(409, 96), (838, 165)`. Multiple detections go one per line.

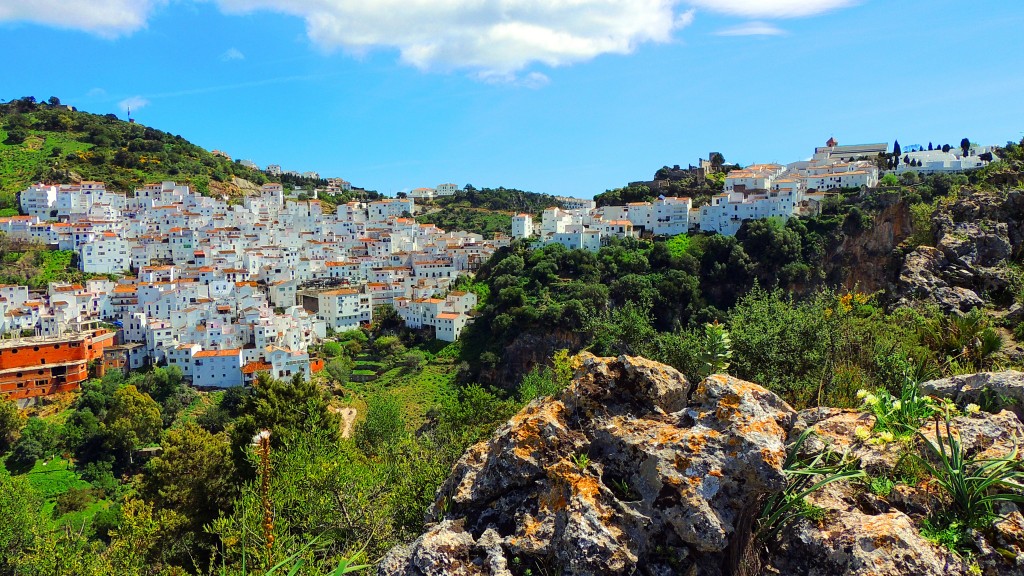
(756, 428), (865, 542)
(917, 417), (1024, 529)
(920, 309), (1003, 372)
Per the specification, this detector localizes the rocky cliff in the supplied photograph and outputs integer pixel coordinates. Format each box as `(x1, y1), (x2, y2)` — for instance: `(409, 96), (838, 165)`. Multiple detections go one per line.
(898, 189), (1024, 313)
(381, 356), (1024, 576)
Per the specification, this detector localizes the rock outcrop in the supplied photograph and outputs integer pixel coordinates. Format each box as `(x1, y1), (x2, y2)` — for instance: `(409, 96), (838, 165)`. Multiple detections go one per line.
(381, 355), (795, 575)
(381, 360), (1024, 576)
(921, 370), (1024, 420)
(897, 189), (1024, 312)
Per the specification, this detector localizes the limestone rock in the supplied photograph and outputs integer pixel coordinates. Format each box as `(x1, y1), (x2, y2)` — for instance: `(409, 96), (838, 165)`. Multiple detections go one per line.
(379, 355), (796, 576)
(768, 508), (968, 576)
(921, 371), (1024, 420)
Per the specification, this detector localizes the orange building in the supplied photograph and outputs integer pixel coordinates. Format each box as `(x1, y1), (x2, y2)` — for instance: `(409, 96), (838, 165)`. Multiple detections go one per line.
(0, 330), (115, 401)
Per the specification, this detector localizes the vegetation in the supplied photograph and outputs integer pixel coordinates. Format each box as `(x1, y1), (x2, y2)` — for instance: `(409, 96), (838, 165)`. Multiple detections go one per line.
(0, 237), (116, 288)
(756, 428), (865, 542)
(414, 186), (562, 237)
(917, 417), (1024, 536)
(2, 100), (1024, 571)
(0, 96), (276, 210)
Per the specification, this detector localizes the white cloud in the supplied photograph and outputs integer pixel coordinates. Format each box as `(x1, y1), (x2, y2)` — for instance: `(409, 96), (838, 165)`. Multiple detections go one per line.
(715, 21), (786, 36)
(86, 87), (108, 98)
(0, 0), (164, 37)
(221, 47), (245, 61)
(0, 1), (859, 76)
(676, 8), (696, 28)
(118, 96), (149, 112)
(685, 0), (857, 19)
(476, 70), (550, 89)
(214, 0), (692, 73)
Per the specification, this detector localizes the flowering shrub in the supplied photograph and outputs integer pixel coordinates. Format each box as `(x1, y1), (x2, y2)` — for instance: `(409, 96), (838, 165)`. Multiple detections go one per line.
(856, 375), (939, 443)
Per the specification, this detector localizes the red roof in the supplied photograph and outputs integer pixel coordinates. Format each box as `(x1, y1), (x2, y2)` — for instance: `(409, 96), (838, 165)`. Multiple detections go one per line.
(242, 361), (272, 374)
(194, 349), (240, 358)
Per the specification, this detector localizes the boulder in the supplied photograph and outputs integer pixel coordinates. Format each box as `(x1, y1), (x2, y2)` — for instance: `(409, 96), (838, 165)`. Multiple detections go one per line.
(897, 246), (987, 313)
(379, 355), (796, 576)
(921, 371), (1024, 420)
(937, 221), (1012, 270)
(768, 508), (968, 576)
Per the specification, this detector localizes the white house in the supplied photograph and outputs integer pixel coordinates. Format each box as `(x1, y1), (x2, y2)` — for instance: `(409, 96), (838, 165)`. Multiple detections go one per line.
(79, 232), (130, 274)
(434, 312), (469, 342)
(192, 348), (243, 388)
(435, 183), (459, 196)
(316, 288), (372, 331)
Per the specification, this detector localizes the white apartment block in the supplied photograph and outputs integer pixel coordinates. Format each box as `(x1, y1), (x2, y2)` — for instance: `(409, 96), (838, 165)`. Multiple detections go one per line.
(435, 183), (459, 196)
(317, 288), (372, 331)
(511, 214), (535, 239)
(79, 232), (131, 274)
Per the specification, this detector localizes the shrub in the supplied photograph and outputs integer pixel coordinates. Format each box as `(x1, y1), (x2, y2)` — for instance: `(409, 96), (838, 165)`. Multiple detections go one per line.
(53, 487), (100, 517)
(321, 341), (343, 358)
(696, 322), (732, 380)
(858, 375), (936, 440)
(354, 393), (406, 453)
(920, 309), (1002, 372)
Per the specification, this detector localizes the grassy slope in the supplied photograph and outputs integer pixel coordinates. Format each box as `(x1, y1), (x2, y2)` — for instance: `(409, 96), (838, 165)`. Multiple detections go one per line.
(339, 341), (460, 428)
(0, 101), (277, 210)
(0, 128), (92, 209)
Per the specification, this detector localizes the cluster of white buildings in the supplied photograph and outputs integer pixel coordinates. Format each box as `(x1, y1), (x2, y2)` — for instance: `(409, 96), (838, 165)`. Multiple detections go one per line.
(2, 180), (502, 387)
(407, 183), (460, 201)
(511, 138), (894, 243)
(893, 145), (999, 174)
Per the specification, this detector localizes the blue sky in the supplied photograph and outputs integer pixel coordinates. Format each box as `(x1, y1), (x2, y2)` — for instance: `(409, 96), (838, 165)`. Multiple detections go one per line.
(2, 0), (1023, 198)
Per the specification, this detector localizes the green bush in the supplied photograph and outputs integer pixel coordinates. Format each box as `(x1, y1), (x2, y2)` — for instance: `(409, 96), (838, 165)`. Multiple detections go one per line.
(321, 341), (343, 358)
(354, 393), (406, 453)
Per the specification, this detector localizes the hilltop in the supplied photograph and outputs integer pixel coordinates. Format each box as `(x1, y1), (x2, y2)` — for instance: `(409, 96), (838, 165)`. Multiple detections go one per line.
(0, 97), (289, 212)
(415, 186), (565, 237)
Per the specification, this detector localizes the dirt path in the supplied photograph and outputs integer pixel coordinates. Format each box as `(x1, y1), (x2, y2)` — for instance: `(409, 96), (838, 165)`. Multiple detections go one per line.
(331, 406), (358, 438)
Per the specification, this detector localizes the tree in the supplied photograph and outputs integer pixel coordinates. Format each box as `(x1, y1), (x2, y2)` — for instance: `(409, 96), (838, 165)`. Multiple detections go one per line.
(141, 423), (237, 536)
(18, 417), (60, 457)
(47, 96), (61, 107)
(960, 137), (971, 157)
(0, 398), (23, 453)
(893, 140), (902, 157)
(928, 142), (933, 151)
(0, 468), (41, 574)
(104, 385), (162, 459)
(942, 144), (952, 153)
(710, 152), (726, 169)
(231, 373), (338, 471)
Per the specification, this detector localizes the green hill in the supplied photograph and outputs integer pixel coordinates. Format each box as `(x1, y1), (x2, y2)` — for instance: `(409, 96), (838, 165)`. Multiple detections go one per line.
(0, 96), (283, 213)
(414, 186), (564, 236)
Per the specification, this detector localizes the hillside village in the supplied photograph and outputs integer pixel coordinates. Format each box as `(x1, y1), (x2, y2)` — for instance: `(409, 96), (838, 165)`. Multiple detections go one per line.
(0, 136), (1001, 403)
(515, 138), (1000, 246)
(0, 180), (494, 402)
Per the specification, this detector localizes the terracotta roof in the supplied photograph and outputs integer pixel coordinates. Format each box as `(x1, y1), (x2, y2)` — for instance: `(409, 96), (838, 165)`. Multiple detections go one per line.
(242, 361), (273, 374)
(194, 349), (240, 358)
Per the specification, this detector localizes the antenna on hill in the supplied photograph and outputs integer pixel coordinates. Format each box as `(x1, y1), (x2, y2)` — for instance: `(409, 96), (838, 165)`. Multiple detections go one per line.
(127, 106), (135, 124)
